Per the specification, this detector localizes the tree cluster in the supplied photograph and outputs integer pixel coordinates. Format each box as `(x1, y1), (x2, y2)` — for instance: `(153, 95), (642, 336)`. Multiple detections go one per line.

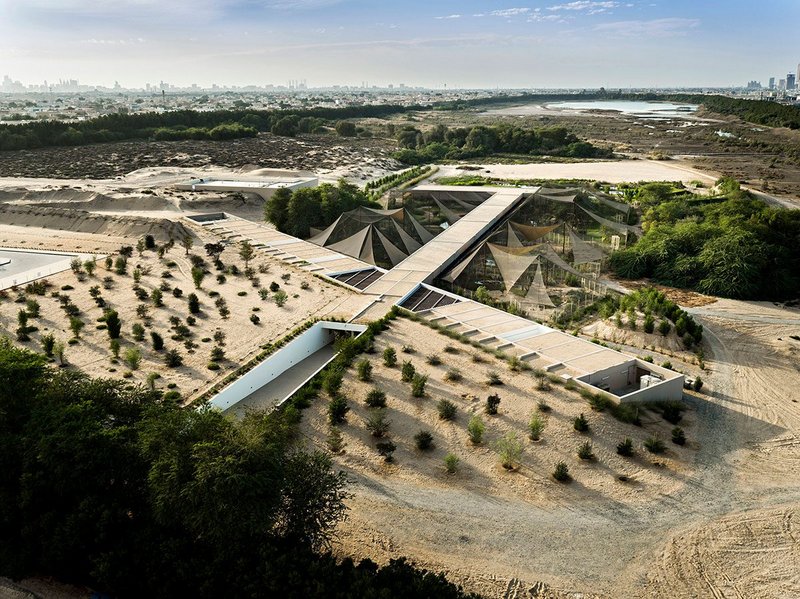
(391, 124), (612, 165)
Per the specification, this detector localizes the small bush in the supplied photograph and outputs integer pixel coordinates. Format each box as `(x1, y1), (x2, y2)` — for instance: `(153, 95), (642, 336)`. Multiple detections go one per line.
(401, 360), (415, 382)
(150, 331), (164, 351)
(328, 395), (349, 424)
(250, 313), (260, 325)
(382, 346), (397, 367)
(537, 399), (551, 412)
(644, 436), (666, 454)
(577, 441), (595, 460)
(442, 344), (459, 354)
(661, 402), (683, 424)
(437, 399), (457, 421)
(692, 376), (703, 391)
(365, 408), (390, 438)
(616, 438), (634, 456)
(207, 362), (220, 371)
(573, 413), (589, 433)
(443, 368), (462, 382)
(401, 345), (415, 354)
(164, 348), (183, 368)
(274, 290), (288, 307)
(426, 354), (442, 366)
(376, 441), (396, 462)
(411, 373), (428, 397)
(322, 367), (344, 397)
(528, 413), (545, 441)
(365, 389), (387, 408)
(508, 356), (522, 372)
(552, 461), (571, 482)
(467, 414), (485, 444)
(326, 426), (345, 453)
(486, 371), (503, 386)
(356, 359), (373, 382)
(589, 394), (612, 412)
(414, 430), (434, 451)
(485, 393), (501, 415)
(444, 453), (459, 474)
(471, 353), (486, 363)
(496, 432), (523, 470)
(671, 427), (686, 446)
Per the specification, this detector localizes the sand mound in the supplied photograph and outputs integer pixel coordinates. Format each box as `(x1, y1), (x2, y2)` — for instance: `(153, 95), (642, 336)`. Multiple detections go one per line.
(0, 205), (189, 241)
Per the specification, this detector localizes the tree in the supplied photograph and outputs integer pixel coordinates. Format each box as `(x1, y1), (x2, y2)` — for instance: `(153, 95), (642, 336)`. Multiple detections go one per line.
(164, 348), (183, 368)
(485, 393), (501, 415)
(150, 331), (164, 351)
(467, 415), (485, 444)
(151, 288), (163, 307)
(573, 413), (589, 432)
(264, 187), (292, 231)
(239, 240), (255, 269)
(40, 333), (56, 357)
(69, 316), (84, 339)
(335, 121), (357, 137)
(181, 234), (194, 255)
(328, 395), (349, 424)
(495, 431), (523, 470)
(274, 290), (288, 307)
(25, 299), (40, 318)
(191, 267), (205, 290)
(528, 413), (545, 441)
(83, 260), (96, 276)
(124, 347), (141, 370)
(271, 116), (298, 137)
(105, 310), (122, 339)
(110, 338), (121, 359)
(382, 346), (397, 367)
(187, 293), (200, 314)
(365, 409), (390, 438)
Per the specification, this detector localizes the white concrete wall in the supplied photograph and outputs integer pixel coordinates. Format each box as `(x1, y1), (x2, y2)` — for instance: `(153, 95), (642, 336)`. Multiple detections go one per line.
(575, 358), (684, 404)
(208, 321), (365, 412)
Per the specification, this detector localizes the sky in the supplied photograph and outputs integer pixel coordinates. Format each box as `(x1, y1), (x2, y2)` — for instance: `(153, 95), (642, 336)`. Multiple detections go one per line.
(0, 0), (798, 89)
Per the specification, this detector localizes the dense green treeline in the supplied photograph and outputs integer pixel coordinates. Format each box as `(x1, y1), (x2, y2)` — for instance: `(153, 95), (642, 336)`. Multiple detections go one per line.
(265, 179), (379, 238)
(0, 104), (407, 151)
(392, 123), (613, 165)
(610, 179), (800, 300)
(0, 336), (480, 598)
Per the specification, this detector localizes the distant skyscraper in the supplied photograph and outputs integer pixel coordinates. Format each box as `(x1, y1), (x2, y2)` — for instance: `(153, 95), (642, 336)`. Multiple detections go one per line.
(779, 78), (786, 90)
(787, 73), (796, 90)
(768, 77), (775, 90)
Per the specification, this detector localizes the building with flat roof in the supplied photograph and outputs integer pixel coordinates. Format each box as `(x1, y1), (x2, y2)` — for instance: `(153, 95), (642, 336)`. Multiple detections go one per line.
(175, 175), (317, 202)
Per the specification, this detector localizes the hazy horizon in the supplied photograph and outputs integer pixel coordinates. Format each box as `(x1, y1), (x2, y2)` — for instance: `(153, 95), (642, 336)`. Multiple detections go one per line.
(0, 0), (798, 89)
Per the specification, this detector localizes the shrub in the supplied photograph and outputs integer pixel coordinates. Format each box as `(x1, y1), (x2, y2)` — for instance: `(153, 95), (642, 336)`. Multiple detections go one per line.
(150, 331), (164, 351)
(644, 436), (666, 454)
(573, 413), (589, 433)
(401, 345), (415, 354)
(589, 394), (612, 412)
(553, 461), (571, 482)
(485, 393), (501, 415)
(40, 333), (56, 357)
(671, 427), (686, 446)
(172, 287), (183, 298)
(365, 389), (387, 408)
(467, 414), (485, 444)
(164, 348), (183, 368)
(658, 319), (671, 336)
(577, 441), (595, 460)
(661, 360), (673, 370)
(508, 356), (522, 372)
(442, 344), (459, 354)
(426, 354), (442, 366)
(443, 368), (462, 382)
(151, 288), (163, 307)
(411, 373), (428, 397)
(401, 360), (415, 382)
(110, 338), (121, 359)
(692, 376), (703, 391)
(250, 313), (260, 325)
(328, 395), (349, 424)
(528, 413), (545, 441)
(486, 371), (503, 386)
(535, 371), (551, 391)
(356, 359), (373, 382)
(661, 402), (683, 424)
(643, 314), (655, 334)
(131, 323), (145, 341)
(274, 289), (289, 307)
(207, 362), (220, 371)
(414, 430), (434, 451)
(617, 438), (634, 456)
(25, 299), (40, 318)
(191, 266), (205, 289)
(444, 453), (459, 474)
(382, 346), (397, 367)
(326, 426), (345, 453)
(537, 399), (551, 412)
(187, 293), (200, 314)
(376, 441), (396, 462)
(124, 347), (141, 370)
(366, 408), (390, 438)
(210, 345), (225, 362)
(496, 432), (523, 470)
(471, 353), (486, 363)
(105, 309), (122, 339)
(437, 399), (457, 421)
(323, 367), (344, 397)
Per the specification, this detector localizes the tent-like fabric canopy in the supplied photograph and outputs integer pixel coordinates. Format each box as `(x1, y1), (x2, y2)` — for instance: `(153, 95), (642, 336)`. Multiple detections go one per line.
(568, 228), (605, 264)
(375, 227), (409, 266)
(511, 222), (560, 242)
(306, 216), (341, 246)
(433, 198), (463, 224)
(441, 244), (483, 284)
(526, 263), (555, 308)
(488, 243), (538, 292)
(577, 205), (639, 236)
(408, 211), (436, 243)
(327, 225), (371, 259)
(392, 219), (422, 254)
(534, 243), (585, 279)
(506, 222), (524, 248)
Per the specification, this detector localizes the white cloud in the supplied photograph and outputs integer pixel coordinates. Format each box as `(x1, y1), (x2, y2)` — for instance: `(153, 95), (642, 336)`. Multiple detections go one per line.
(435, 14), (461, 19)
(490, 8), (531, 17)
(593, 17), (700, 37)
(548, 1), (620, 11)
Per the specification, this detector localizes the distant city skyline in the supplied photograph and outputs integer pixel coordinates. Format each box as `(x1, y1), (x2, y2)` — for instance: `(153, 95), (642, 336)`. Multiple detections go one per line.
(0, 0), (798, 89)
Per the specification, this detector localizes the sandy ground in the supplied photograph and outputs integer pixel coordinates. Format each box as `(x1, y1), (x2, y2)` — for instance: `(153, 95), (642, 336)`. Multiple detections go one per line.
(0, 225), (359, 402)
(433, 160), (718, 185)
(291, 299), (800, 598)
(298, 317), (702, 598)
